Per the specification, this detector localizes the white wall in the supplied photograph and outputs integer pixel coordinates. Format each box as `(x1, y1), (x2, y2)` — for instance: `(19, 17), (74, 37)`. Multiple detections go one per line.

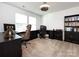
(0, 3), (42, 32)
(43, 6), (79, 30)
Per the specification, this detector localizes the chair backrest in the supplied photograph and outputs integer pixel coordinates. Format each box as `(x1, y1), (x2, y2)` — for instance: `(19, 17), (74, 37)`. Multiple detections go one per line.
(4, 24), (15, 32)
(23, 24), (32, 40)
(39, 25), (47, 38)
(40, 25), (46, 31)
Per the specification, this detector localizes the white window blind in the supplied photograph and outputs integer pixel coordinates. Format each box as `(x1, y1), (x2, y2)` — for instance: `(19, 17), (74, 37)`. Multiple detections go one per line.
(29, 16), (36, 30)
(15, 13), (27, 32)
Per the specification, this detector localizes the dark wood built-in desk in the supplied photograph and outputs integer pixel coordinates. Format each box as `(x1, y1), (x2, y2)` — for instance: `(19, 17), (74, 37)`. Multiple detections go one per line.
(0, 33), (22, 57)
(17, 30), (63, 41)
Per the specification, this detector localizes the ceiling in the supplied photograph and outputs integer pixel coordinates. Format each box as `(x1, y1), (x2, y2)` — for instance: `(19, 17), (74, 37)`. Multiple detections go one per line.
(4, 2), (79, 16)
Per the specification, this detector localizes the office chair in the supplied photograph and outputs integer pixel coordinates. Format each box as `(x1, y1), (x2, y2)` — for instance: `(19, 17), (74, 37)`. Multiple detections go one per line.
(22, 24), (32, 47)
(39, 25), (47, 38)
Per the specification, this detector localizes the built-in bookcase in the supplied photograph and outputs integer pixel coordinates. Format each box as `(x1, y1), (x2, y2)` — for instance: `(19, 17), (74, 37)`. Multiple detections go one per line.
(64, 14), (79, 44)
(65, 15), (79, 32)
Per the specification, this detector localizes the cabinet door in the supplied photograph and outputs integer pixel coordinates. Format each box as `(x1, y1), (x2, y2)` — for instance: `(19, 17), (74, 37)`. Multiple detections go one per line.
(65, 31), (72, 42)
(71, 32), (79, 44)
(65, 32), (79, 44)
(0, 43), (4, 57)
(3, 39), (22, 57)
(46, 30), (53, 39)
(30, 31), (37, 39)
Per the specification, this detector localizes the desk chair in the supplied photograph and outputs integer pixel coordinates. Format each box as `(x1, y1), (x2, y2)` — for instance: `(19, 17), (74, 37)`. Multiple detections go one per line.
(39, 25), (47, 38)
(22, 24), (32, 47)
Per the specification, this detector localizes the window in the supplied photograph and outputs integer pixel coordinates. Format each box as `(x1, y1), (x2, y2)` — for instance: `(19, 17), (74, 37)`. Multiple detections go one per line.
(15, 13), (27, 32)
(15, 13), (36, 32)
(29, 16), (36, 30)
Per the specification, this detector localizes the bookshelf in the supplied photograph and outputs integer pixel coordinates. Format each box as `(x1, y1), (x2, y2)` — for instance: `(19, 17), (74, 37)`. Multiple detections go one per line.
(64, 14), (79, 44)
(64, 15), (79, 32)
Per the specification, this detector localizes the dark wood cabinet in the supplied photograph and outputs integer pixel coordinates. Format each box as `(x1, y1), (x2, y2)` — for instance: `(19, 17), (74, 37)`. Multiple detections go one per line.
(47, 30), (62, 40)
(65, 31), (79, 44)
(30, 30), (39, 39)
(0, 33), (22, 57)
(55, 30), (62, 40)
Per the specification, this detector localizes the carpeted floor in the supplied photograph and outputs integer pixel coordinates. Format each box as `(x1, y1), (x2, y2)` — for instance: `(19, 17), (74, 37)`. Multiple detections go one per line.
(22, 38), (79, 57)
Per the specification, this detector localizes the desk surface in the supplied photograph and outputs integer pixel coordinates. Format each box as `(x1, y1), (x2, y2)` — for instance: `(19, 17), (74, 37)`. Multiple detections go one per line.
(0, 33), (22, 43)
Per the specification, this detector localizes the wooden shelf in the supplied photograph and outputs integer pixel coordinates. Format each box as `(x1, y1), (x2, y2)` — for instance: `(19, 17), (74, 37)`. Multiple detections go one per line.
(64, 14), (79, 32)
(64, 31), (79, 33)
(65, 21), (79, 22)
(65, 26), (79, 27)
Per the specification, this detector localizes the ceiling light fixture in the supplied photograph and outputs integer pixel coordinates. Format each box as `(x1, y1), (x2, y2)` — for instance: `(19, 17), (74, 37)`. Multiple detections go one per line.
(40, 2), (50, 11)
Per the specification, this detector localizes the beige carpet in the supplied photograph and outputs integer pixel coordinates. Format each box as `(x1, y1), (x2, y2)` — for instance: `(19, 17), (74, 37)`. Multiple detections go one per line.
(22, 38), (79, 57)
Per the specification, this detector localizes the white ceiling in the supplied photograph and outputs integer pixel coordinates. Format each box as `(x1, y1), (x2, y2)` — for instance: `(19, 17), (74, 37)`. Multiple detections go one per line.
(4, 2), (79, 16)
